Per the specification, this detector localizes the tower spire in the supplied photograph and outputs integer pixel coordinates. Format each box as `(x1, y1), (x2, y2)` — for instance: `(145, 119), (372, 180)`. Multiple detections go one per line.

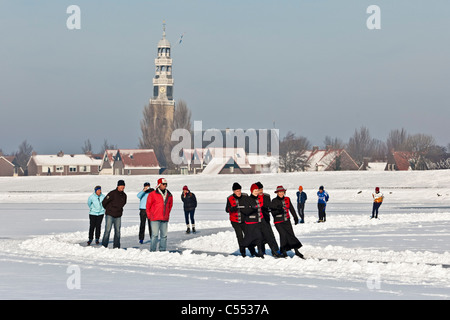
(162, 20), (166, 38)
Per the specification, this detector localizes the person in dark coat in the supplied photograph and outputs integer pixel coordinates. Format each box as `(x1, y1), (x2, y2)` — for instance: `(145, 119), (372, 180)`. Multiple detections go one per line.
(181, 185), (197, 234)
(296, 186), (307, 223)
(101, 180), (127, 249)
(240, 184), (266, 258)
(256, 181), (281, 257)
(137, 182), (154, 244)
(270, 186), (304, 259)
(225, 182), (251, 257)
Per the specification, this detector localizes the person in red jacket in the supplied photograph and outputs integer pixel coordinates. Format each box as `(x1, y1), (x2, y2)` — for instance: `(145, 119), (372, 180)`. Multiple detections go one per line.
(225, 182), (250, 257)
(146, 178), (173, 252)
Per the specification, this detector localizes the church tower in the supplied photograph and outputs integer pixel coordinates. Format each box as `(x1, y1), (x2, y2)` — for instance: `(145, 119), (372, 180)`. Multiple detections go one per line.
(150, 22), (175, 127)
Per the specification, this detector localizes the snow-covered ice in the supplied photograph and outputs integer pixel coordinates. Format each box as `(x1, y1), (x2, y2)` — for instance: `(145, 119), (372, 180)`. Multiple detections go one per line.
(0, 170), (449, 300)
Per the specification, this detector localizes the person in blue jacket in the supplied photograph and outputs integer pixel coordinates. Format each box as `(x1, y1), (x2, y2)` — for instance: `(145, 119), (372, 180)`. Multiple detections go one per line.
(87, 185), (106, 245)
(296, 186), (307, 223)
(317, 185), (329, 223)
(137, 182), (154, 244)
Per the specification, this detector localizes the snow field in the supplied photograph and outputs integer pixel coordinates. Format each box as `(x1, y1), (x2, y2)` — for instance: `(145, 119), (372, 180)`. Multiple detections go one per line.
(10, 212), (450, 288)
(1, 170), (450, 299)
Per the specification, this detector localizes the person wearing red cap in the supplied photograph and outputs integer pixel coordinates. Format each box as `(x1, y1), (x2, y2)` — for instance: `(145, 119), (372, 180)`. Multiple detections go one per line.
(270, 186), (304, 259)
(372, 187), (384, 219)
(240, 183), (266, 258)
(255, 181), (281, 257)
(146, 178), (173, 251)
(181, 185), (197, 234)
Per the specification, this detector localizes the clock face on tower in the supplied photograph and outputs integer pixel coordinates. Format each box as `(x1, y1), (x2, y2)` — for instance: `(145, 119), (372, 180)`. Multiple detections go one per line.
(159, 87), (166, 94)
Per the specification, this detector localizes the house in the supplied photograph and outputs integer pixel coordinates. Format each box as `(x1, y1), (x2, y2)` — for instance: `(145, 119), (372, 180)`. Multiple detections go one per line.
(99, 150), (118, 175)
(27, 151), (102, 176)
(100, 149), (160, 175)
(303, 146), (359, 171)
(179, 148), (205, 174)
(201, 147), (252, 174)
(247, 153), (279, 174)
(0, 154), (24, 177)
(359, 158), (388, 171)
(386, 151), (413, 171)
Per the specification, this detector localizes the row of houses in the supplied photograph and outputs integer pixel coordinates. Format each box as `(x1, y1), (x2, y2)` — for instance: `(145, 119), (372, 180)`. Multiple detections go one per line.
(0, 149), (160, 177)
(0, 148), (414, 177)
(179, 147), (412, 174)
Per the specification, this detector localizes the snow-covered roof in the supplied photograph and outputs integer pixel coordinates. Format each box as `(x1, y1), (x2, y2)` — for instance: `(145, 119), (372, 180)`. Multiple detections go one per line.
(204, 147), (250, 168)
(247, 154), (276, 166)
(182, 148), (205, 165)
(117, 149), (160, 169)
(29, 154), (102, 166)
(302, 148), (354, 171)
(201, 157), (231, 175)
(366, 162), (387, 171)
(102, 150), (117, 165)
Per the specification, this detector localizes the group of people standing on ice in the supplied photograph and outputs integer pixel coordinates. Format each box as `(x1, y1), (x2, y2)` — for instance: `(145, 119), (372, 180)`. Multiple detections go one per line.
(226, 182), (306, 259)
(87, 177), (384, 257)
(87, 178), (197, 251)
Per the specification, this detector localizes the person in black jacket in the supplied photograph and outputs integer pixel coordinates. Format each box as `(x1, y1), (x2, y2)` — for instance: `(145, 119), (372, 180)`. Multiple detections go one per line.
(270, 186), (304, 259)
(240, 184), (266, 258)
(256, 181), (281, 257)
(137, 182), (154, 244)
(181, 185), (197, 234)
(101, 180), (127, 249)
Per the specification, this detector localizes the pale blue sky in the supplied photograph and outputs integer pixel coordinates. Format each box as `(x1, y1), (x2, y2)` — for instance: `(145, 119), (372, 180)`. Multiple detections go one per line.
(1, 0), (449, 154)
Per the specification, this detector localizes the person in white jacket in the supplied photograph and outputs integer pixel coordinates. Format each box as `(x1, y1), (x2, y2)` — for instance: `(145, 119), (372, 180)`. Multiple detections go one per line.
(87, 185), (106, 245)
(371, 187), (384, 219)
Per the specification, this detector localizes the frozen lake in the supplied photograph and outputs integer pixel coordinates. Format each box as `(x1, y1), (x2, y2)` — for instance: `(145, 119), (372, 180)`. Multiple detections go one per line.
(0, 171), (449, 300)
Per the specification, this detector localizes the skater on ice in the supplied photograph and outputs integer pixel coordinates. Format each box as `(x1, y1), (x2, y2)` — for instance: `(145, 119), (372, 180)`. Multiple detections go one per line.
(317, 185), (329, 223)
(240, 184), (267, 258)
(255, 182), (281, 257)
(225, 182), (248, 257)
(137, 182), (154, 244)
(146, 178), (173, 252)
(87, 185), (105, 246)
(181, 185), (197, 234)
(270, 186), (304, 259)
(296, 185), (307, 223)
(371, 187), (384, 219)
(101, 180), (127, 249)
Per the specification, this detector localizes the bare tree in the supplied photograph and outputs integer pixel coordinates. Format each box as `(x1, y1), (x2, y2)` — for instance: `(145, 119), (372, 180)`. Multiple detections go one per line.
(82, 139), (93, 154)
(404, 133), (438, 170)
(279, 132), (311, 172)
(404, 133), (435, 154)
(347, 126), (375, 166)
(139, 100), (193, 170)
(387, 130), (445, 170)
(99, 139), (117, 155)
(386, 128), (408, 151)
(139, 103), (174, 169)
(172, 99), (192, 132)
(371, 138), (388, 161)
(323, 136), (346, 149)
(14, 140), (33, 174)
